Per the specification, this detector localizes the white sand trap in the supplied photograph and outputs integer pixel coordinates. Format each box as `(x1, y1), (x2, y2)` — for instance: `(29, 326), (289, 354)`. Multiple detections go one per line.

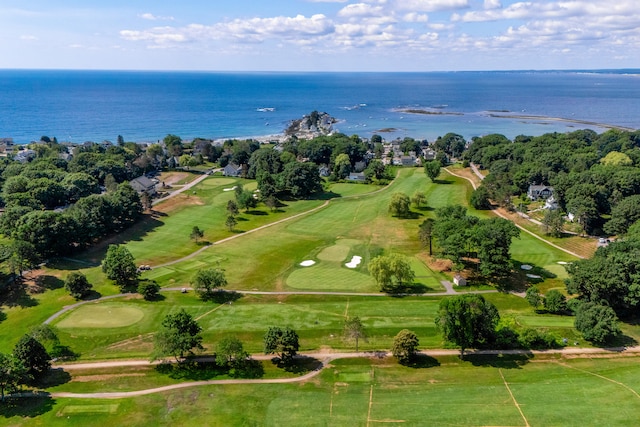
(526, 274), (542, 279)
(300, 260), (316, 267)
(557, 261), (569, 265)
(520, 264), (533, 270)
(223, 186), (238, 192)
(345, 256), (362, 269)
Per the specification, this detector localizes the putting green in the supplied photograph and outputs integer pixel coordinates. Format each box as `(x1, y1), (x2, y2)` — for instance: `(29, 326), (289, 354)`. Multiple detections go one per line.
(56, 304), (145, 329)
(287, 263), (375, 291)
(317, 239), (361, 262)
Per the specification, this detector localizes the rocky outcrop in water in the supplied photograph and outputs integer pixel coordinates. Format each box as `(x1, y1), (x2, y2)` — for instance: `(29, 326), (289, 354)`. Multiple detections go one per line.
(285, 111), (337, 138)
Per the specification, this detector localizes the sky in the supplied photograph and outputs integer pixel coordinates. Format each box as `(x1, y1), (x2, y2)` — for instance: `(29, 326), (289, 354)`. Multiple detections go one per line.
(1, 0), (639, 71)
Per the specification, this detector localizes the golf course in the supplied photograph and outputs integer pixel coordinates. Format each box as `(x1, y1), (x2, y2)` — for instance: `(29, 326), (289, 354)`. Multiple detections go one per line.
(2, 166), (640, 426)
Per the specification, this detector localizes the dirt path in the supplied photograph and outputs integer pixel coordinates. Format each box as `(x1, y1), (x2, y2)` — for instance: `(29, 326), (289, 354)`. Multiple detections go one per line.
(152, 172), (211, 206)
(48, 346), (640, 399)
(444, 166), (585, 259)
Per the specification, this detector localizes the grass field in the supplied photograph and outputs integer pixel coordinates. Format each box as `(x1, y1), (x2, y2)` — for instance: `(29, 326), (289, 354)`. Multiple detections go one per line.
(5, 354), (640, 426)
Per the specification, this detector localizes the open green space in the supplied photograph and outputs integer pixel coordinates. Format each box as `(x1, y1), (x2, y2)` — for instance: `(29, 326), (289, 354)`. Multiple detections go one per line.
(5, 355), (640, 426)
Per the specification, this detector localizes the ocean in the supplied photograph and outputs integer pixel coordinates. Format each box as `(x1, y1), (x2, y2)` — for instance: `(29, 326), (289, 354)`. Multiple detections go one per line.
(0, 69), (639, 145)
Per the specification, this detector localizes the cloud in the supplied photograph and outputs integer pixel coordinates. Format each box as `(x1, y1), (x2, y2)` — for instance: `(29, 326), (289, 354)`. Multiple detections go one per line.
(403, 13), (429, 22)
(395, 0), (470, 12)
(140, 13), (175, 21)
(483, 0), (501, 9)
(338, 3), (385, 18)
(20, 35), (38, 41)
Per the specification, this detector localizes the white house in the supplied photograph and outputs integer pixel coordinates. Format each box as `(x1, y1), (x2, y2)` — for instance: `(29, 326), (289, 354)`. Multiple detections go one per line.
(527, 185), (554, 201)
(223, 163), (242, 177)
(453, 274), (467, 287)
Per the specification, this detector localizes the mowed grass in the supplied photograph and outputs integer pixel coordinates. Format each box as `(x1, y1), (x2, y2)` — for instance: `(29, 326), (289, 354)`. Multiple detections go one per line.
(9, 355), (640, 426)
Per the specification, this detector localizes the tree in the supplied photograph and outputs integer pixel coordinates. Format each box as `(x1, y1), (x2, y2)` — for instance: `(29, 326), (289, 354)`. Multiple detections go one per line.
(264, 195), (278, 212)
(471, 218), (520, 279)
(435, 294), (499, 356)
(343, 316), (367, 352)
(191, 268), (227, 301)
(225, 215), (238, 232)
(226, 200), (239, 216)
(280, 162), (322, 198)
(102, 245), (139, 291)
(153, 309), (204, 362)
(333, 153), (351, 179)
(263, 326), (299, 363)
(368, 253), (415, 293)
(470, 185), (491, 210)
(575, 302), (621, 344)
(391, 329), (420, 364)
(0, 353), (25, 401)
(13, 335), (50, 383)
(190, 226), (204, 243)
(216, 336), (249, 368)
(544, 289), (567, 314)
(418, 218), (434, 256)
(411, 191), (427, 208)
(525, 286), (543, 309)
(64, 272), (92, 299)
(604, 195), (640, 236)
(388, 192), (411, 217)
(138, 279), (161, 301)
(424, 160), (441, 182)
(542, 208), (565, 238)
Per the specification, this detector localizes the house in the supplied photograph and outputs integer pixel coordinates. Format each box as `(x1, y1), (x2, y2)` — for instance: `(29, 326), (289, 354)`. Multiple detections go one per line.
(318, 165), (331, 177)
(353, 160), (367, 172)
(527, 185), (554, 201)
(130, 176), (157, 195)
(223, 163), (242, 177)
(14, 149), (36, 163)
(347, 172), (366, 182)
(422, 148), (437, 160)
(453, 274), (467, 287)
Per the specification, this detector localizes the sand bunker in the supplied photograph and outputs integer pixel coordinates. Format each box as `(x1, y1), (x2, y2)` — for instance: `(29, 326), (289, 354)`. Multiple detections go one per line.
(223, 186), (238, 192)
(300, 260), (316, 267)
(520, 264), (533, 270)
(557, 261), (569, 265)
(345, 256), (362, 269)
(526, 274), (542, 279)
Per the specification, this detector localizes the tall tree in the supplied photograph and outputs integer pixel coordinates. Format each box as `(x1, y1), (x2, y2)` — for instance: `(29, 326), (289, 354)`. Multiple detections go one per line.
(391, 329), (420, 364)
(471, 217), (520, 279)
(190, 226), (204, 243)
(435, 294), (499, 356)
(64, 272), (92, 299)
(418, 218), (434, 256)
(13, 335), (51, 383)
(264, 326), (299, 363)
(411, 191), (427, 208)
(542, 208), (565, 237)
(153, 309), (204, 362)
(191, 268), (227, 301)
(225, 215), (238, 232)
(216, 336), (249, 368)
(424, 160), (441, 182)
(102, 244), (139, 291)
(388, 192), (411, 217)
(574, 302), (621, 344)
(368, 253), (415, 293)
(0, 353), (25, 401)
(343, 316), (367, 352)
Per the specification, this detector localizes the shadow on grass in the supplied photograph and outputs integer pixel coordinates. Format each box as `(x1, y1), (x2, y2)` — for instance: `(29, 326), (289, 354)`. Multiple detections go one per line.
(203, 290), (243, 304)
(385, 283), (429, 296)
(402, 354), (441, 369)
(33, 275), (64, 291)
(434, 179), (455, 185)
(0, 310), (6, 323)
(0, 393), (55, 419)
(39, 368), (72, 388)
(155, 358), (264, 380)
(80, 290), (103, 301)
(606, 333), (638, 348)
(0, 281), (38, 308)
(245, 210), (268, 216)
(273, 356), (322, 374)
(465, 352), (533, 369)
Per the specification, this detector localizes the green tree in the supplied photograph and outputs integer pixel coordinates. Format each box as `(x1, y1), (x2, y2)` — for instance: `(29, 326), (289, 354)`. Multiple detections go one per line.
(0, 353), (25, 401)
(471, 218), (520, 279)
(264, 195), (278, 212)
(226, 199), (239, 216)
(575, 302), (621, 344)
(525, 286), (543, 309)
(418, 218), (435, 256)
(153, 309), (204, 362)
(280, 162), (322, 198)
(435, 294), (499, 356)
(191, 268), (227, 301)
(391, 329), (420, 364)
(263, 326), (299, 363)
(102, 244), (139, 291)
(544, 289), (567, 314)
(333, 153), (351, 179)
(216, 336), (249, 368)
(411, 191), (427, 208)
(368, 253), (415, 293)
(424, 160), (441, 182)
(225, 215), (238, 232)
(343, 316), (367, 352)
(13, 335), (50, 383)
(64, 272), (92, 299)
(542, 209), (565, 238)
(138, 279), (161, 301)
(388, 192), (411, 217)
(190, 226), (204, 243)
(604, 195), (640, 236)
(470, 185), (491, 210)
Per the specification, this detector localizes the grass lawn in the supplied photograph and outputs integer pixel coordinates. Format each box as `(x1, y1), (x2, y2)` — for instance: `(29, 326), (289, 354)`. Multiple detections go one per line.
(6, 355), (640, 426)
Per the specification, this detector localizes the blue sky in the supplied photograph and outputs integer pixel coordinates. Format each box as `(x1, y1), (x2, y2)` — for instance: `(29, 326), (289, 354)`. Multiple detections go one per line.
(1, 0), (638, 71)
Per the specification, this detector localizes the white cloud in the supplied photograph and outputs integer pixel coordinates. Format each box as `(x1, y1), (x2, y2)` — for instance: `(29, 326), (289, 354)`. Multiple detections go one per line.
(20, 35), (38, 41)
(395, 0), (470, 12)
(403, 13), (429, 22)
(140, 13), (175, 21)
(338, 3), (385, 18)
(483, 0), (501, 9)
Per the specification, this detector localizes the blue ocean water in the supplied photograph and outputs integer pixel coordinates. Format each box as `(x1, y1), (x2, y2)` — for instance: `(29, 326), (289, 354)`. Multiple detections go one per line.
(0, 70), (638, 144)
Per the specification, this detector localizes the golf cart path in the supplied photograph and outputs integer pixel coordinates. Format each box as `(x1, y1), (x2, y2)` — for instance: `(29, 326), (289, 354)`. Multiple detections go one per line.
(444, 166), (585, 260)
(49, 346), (640, 399)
